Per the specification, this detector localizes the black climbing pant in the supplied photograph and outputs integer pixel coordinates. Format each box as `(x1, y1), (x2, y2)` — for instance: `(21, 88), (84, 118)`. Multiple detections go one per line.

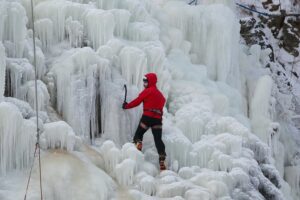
(133, 115), (166, 157)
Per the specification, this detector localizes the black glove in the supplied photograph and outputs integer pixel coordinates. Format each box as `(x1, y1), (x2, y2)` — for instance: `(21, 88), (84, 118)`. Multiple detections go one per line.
(122, 102), (128, 109)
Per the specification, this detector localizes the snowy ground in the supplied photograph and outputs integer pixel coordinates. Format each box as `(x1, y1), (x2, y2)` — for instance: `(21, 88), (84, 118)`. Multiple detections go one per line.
(0, 0), (300, 199)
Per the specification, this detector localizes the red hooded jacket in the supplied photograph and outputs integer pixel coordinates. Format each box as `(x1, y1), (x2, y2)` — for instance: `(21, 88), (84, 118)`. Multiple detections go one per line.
(124, 73), (166, 119)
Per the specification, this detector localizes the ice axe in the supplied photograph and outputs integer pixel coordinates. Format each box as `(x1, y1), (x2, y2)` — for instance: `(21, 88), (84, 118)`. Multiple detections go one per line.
(123, 84), (127, 103)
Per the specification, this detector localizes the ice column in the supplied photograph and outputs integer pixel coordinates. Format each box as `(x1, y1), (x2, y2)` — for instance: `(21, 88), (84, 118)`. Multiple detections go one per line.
(65, 17), (83, 48)
(5, 58), (35, 98)
(119, 46), (147, 89)
(0, 102), (36, 175)
(40, 121), (80, 151)
(35, 0), (67, 43)
(1, 2), (27, 58)
(85, 9), (115, 49)
(19, 80), (50, 111)
(50, 47), (112, 140)
(35, 18), (54, 51)
(96, 0), (121, 10)
(285, 166), (300, 199)
(0, 43), (5, 102)
(111, 9), (131, 38)
(250, 75), (273, 143)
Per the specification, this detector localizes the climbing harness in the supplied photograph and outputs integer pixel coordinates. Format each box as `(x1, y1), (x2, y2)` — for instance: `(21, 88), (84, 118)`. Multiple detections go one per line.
(144, 108), (162, 115)
(24, 0), (43, 199)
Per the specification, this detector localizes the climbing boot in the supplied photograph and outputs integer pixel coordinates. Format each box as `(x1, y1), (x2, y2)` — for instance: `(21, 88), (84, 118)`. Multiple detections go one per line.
(159, 154), (166, 171)
(134, 141), (143, 151)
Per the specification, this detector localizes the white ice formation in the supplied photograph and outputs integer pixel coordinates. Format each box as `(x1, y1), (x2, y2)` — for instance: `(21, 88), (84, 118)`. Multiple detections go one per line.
(0, 0), (299, 200)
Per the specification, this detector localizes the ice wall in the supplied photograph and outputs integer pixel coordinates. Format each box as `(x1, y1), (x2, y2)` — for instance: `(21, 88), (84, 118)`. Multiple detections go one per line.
(0, 43), (5, 102)
(0, 102), (36, 175)
(0, 0), (297, 199)
(162, 2), (241, 90)
(163, 43), (291, 199)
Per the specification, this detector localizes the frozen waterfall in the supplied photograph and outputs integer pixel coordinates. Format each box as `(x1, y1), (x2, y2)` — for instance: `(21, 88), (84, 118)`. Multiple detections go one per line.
(0, 0), (299, 200)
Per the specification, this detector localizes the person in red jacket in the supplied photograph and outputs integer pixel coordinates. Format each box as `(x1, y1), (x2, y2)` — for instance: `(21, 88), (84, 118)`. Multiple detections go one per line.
(123, 73), (167, 170)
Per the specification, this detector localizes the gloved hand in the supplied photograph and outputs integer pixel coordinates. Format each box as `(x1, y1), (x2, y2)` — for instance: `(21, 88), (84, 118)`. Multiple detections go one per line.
(122, 102), (128, 109)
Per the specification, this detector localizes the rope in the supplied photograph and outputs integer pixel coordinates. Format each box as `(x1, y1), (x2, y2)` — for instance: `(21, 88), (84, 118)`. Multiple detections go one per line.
(24, 0), (43, 199)
(23, 144), (38, 200)
(187, 1), (300, 17)
(236, 3), (279, 16)
(188, 0), (197, 5)
(236, 2), (300, 17)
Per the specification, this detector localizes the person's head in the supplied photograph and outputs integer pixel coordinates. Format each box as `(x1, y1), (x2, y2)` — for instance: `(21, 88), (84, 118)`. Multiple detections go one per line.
(143, 76), (148, 88)
(143, 73), (157, 88)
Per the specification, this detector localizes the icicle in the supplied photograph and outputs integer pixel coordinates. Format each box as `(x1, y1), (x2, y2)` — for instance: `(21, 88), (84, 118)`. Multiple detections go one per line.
(184, 188), (210, 200)
(104, 147), (122, 174)
(163, 119), (193, 167)
(115, 158), (136, 186)
(121, 143), (144, 162)
(35, 0), (67, 43)
(23, 39), (46, 79)
(84, 9), (115, 49)
(65, 17), (83, 48)
(0, 102), (36, 175)
(6, 58), (35, 97)
(0, 5), (6, 42)
(119, 46), (147, 89)
(178, 167), (195, 179)
(1, 2), (27, 58)
(40, 121), (81, 151)
(206, 180), (229, 198)
(138, 174), (156, 196)
(127, 22), (159, 41)
(250, 75), (273, 143)
(111, 9), (131, 38)
(19, 80), (50, 111)
(95, 0), (121, 10)
(157, 182), (186, 198)
(0, 43), (5, 102)
(35, 18), (54, 51)
(143, 43), (171, 96)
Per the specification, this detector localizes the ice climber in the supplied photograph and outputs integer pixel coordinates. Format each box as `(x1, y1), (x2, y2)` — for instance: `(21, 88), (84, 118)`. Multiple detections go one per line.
(122, 73), (167, 170)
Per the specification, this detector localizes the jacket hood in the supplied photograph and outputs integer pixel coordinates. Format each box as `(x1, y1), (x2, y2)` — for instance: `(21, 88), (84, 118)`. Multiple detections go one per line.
(145, 73), (157, 87)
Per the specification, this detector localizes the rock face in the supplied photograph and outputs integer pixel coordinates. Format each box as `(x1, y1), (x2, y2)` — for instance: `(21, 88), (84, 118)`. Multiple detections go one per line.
(240, 17), (275, 61)
(239, 0), (300, 72)
(239, 2), (300, 199)
(280, 17), (300, 57)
